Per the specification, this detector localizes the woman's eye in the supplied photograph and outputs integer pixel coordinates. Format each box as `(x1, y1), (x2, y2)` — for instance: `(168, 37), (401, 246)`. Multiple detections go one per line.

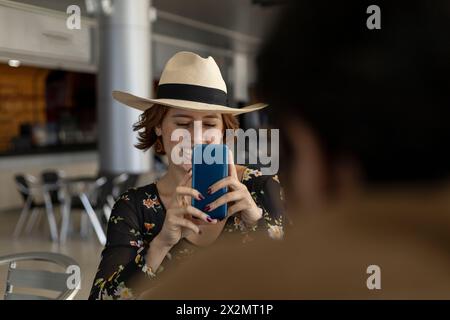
(176, 123), (190, 127)
(204, 123), (217, 127)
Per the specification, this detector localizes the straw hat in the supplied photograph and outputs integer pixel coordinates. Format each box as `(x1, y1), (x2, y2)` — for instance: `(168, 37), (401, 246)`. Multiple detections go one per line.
(112, 51), (268, 115)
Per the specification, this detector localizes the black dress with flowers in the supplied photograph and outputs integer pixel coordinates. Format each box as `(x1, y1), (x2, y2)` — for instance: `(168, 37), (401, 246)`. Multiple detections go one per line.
(89, 167), (284, 300)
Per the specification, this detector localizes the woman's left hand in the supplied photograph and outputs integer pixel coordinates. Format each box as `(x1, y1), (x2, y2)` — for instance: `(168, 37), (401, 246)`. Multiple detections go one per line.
(205, 150), (262, 227)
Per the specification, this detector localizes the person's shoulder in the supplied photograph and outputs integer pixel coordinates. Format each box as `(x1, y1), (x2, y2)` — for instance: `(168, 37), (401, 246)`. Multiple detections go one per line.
(121, 182), (157, 197)
(114, 182), (159, 208)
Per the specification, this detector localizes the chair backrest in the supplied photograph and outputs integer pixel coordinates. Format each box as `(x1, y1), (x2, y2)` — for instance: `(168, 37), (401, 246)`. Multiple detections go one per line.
(1, 252), (80, 300)
(14, 174), (38, 202)
(41, 170), (64, 204)
(88, 175), (109, 207)
(119, 173), (140, 196)
(111, 173), (129, 198)
(14, 175), (29, 201)
(91, 172), (139, 208)
(111, 173), (141, 198)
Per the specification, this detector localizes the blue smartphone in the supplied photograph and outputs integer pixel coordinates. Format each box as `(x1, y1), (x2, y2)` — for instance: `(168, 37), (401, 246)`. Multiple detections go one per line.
(192, 144), (229, 220)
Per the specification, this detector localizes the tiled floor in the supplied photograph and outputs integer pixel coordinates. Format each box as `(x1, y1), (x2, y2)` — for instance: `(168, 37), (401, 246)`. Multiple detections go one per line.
(0, 208), (104, 300)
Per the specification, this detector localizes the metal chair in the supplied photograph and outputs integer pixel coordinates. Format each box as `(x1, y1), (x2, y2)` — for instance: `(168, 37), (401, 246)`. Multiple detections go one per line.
(14, 174), (45, 237)
(59, 173), (139, 244)
(1, 252), (80, 300)
(13, 174), (59, 242)
(14, 174), (37, 236)
(41, 170), (65, 206)
(59, 176), (108, 245)
(22, 170), (66, 235)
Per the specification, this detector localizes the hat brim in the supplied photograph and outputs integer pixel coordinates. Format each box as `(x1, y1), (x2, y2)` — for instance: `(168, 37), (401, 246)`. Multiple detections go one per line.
(112, 91), (268, 115)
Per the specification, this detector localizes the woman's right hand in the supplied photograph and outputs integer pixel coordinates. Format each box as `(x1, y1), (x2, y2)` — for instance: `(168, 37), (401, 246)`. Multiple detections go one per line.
(153, 170), (217, 250)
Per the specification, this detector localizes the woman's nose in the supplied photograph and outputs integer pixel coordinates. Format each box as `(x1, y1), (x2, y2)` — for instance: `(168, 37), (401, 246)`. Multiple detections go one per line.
(192, 129), (203, 146)
(192, 128), (216, 145)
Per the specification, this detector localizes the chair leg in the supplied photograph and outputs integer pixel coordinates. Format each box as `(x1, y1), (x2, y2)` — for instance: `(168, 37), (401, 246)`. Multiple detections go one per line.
(79, 193), (106, 245)
(43, 191), (59, 242)
(13, 196), (32, 238)
(25, 208), (40, 234)
(103, 204), (112, 222)
(35, 207), (44, 231)
(59, 197), (71, 245)
(107, 195), (115, 209)
(80, 214), (89, 238)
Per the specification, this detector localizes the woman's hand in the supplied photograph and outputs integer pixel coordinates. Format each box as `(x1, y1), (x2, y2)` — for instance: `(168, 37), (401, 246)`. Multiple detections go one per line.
(205, 151), (263, 228)
(154, 170), (218, 250)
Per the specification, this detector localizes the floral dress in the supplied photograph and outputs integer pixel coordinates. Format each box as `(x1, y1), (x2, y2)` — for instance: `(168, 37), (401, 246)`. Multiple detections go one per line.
(89, 167), (284, 300)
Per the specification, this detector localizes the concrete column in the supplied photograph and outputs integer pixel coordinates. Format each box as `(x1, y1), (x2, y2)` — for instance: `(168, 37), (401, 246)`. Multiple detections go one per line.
(233, 52), (260, 129)
(97, 0), (152, 174)
(233, 52), (249, 103)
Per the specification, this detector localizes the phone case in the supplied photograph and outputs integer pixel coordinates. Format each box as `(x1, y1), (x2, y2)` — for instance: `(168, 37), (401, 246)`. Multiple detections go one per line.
(191, 144), (229, 220)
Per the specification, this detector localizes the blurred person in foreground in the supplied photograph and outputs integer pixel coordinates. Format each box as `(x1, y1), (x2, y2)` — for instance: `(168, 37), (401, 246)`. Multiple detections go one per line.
(139, 0), (450, 299)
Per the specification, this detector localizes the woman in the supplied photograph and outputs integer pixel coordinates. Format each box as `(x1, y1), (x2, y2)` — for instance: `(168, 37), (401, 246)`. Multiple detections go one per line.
(89, 51), (284, 300)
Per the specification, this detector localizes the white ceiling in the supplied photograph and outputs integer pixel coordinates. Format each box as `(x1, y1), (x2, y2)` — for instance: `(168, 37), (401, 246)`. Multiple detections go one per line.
(153, 0), (282, 38)
(11, 0), (282, 39)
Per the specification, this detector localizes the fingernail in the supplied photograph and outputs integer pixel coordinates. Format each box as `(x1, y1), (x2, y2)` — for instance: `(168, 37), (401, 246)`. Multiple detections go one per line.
(207, 188), (212, 194)
(198, 194), (205, 200)
(204, 205), (211, 212)
(206, 216), (213, 222)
